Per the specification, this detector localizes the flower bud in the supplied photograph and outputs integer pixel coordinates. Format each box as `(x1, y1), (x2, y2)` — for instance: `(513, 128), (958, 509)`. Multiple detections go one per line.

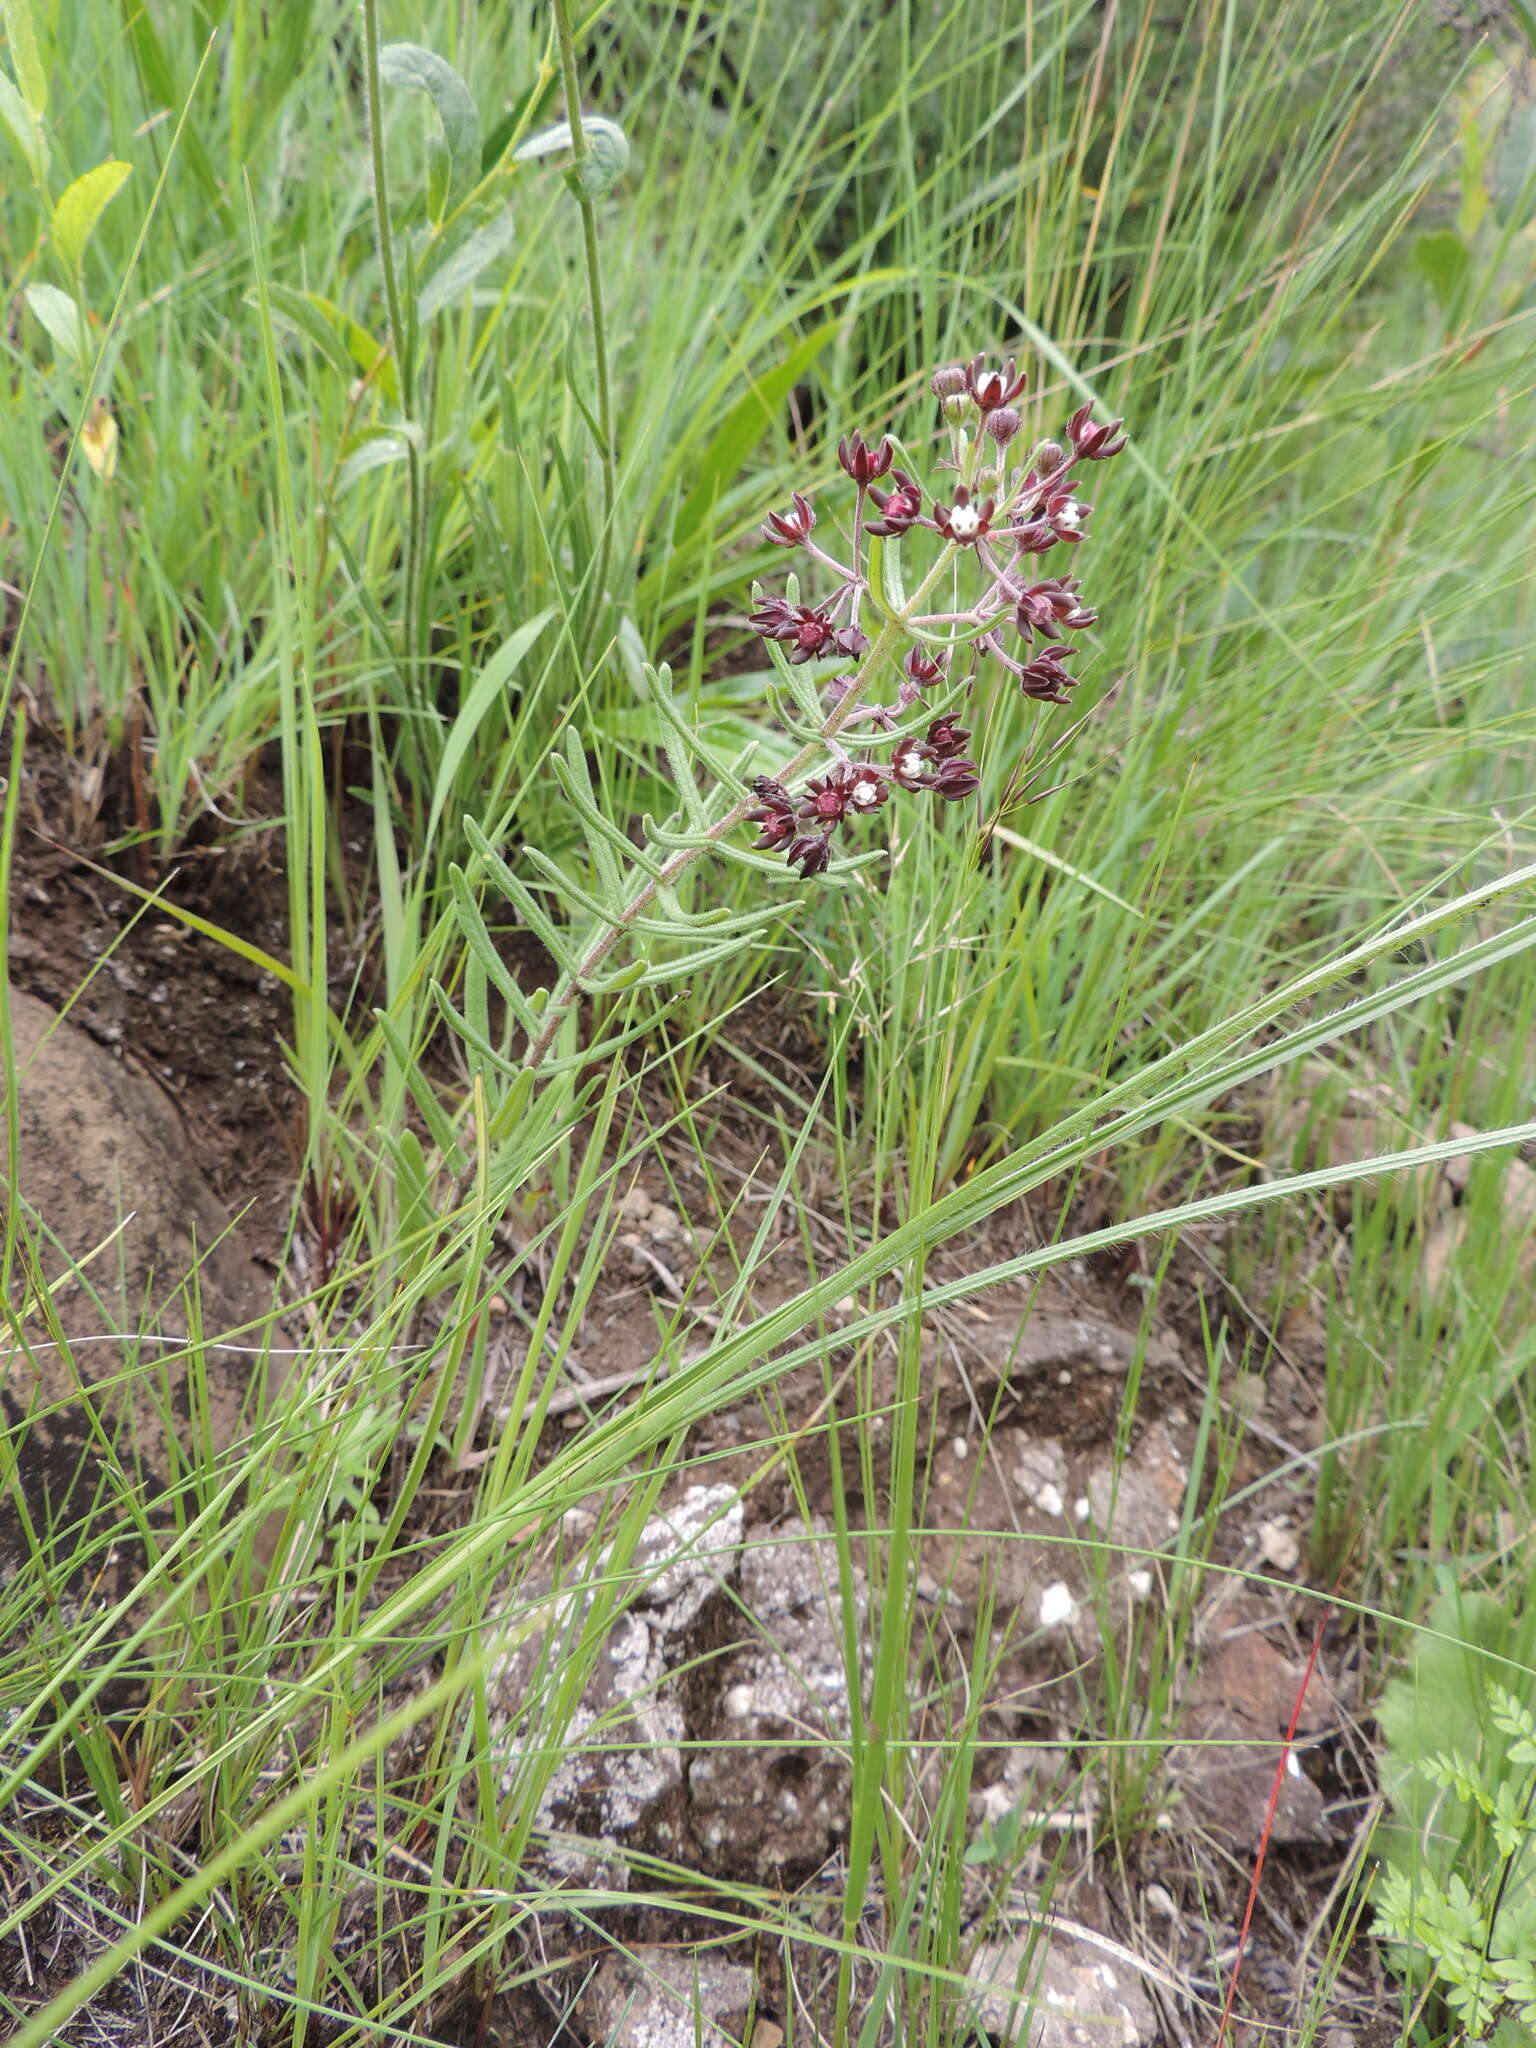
(1030, 440), (1066, 478)
(931, 365), (967, 399)
(986, 405), (1022, 447)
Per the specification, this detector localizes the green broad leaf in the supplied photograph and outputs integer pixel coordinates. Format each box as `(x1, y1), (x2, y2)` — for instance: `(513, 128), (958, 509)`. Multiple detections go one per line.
(426, 608), (554, 847)
(378, 42), (480, 212)
(1413, 230), (1471, 320)
(2, 0), (46, 115)
(672, 319), (840, 552)
(416, 205), (516, 323)
(513, 114), (629, 200)
(52, 159), (131, 271)
(0, 67), (45, 179)
(23, 280), (87, 369)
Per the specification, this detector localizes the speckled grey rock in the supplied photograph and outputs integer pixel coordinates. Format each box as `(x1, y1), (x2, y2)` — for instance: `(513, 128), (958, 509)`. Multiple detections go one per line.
(687, 1527), (868, 1879)
(967, 1926), (1158, 2046)
(580, 1946), (756, 2048)
(490, 1485), (745, 1886)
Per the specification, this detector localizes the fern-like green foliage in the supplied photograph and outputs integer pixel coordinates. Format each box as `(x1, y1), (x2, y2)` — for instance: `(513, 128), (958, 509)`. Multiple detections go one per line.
(1374, 1591), (1536, 2042)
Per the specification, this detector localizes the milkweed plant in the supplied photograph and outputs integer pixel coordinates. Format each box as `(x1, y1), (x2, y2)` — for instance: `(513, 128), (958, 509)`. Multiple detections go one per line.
(445, 356), (1127, 1081)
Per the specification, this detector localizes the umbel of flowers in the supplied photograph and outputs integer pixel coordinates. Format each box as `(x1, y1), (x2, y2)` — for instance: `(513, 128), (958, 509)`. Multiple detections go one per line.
(744, 355), (1126, 877)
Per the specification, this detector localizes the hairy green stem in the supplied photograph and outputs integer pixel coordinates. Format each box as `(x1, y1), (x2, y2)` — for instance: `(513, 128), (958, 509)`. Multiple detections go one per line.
(549, 0), (616, 637)
(520, 543), (959, 1069)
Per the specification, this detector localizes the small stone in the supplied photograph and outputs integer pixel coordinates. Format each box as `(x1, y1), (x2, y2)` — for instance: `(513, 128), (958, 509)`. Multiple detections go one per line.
(1144, 1882), (1178, 1919)
(647, 1202), (683, 1244)
(1039, 1582), (1076, 1629)
(1126, 1568), (1154, 1601)
(1258, 1521), (1301, 1573)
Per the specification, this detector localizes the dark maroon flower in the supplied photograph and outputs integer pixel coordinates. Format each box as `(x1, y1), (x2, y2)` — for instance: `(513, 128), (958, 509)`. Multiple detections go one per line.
(798, 763), (888, 825)
(747, 776), (797, 850)
(933, 485), (994, 545)
(864, 469), (923, 537)
(837, 432), (895, 485)
(889, 739), (932, 791)
(762, 491), (816, 548)
(931, 757), (981, 800)
(1035, 484), (1091, 545)
(923, 714), (972, 761)
(902, 646), (949, 691)
(787, 833), (832, 877)
(1067, 401), (1128, 461)
(829, 623), (869, 659)
(965, 354), (1027, 416)
(1009, 520), (1058, 555)
(1014, 577), (1097, 644)
(1017, 646), (1080, 703)
(750, 598), (841, 665)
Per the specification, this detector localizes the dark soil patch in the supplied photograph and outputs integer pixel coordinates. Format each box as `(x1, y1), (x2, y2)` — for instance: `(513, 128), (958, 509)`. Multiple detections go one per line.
(7, 721), (305, 1260)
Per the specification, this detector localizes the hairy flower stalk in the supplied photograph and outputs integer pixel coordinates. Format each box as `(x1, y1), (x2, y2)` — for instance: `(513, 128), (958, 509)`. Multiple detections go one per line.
(518, 353), (1125, 1070)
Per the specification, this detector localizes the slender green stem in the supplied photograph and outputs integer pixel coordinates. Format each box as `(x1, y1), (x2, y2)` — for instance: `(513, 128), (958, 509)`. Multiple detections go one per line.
(520, 544), (959, 1069)
(361, 0), (422, 672)
(549, 0), (616, 636)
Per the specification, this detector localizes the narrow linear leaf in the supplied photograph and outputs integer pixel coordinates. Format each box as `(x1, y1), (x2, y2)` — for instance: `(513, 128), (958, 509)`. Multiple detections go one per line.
(447, 868), (544, 1029)
(672, 319), (840, 551)
(117, 0), (227, 225)
(427, 609), (554, 847)
(52, 159), (131, 271)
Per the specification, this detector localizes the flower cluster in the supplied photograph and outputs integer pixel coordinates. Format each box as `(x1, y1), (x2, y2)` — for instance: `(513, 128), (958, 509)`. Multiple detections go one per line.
(744, 352), (1126, 876)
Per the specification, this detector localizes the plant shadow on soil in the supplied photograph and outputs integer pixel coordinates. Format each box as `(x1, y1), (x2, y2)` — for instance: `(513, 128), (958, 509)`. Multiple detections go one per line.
(0, 723), (1401, 2046)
